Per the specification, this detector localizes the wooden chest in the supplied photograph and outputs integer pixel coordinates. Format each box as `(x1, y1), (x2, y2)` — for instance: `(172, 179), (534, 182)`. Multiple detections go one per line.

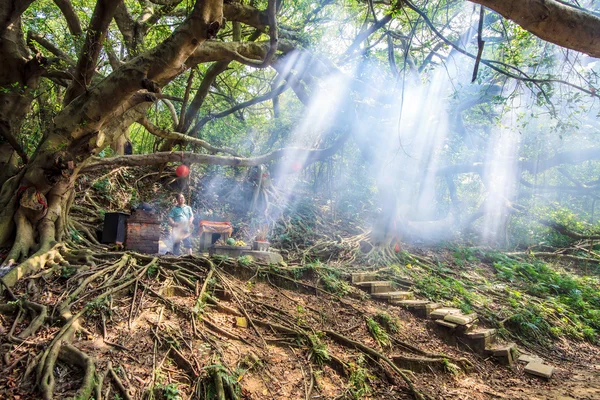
(126, 210), (160, 253)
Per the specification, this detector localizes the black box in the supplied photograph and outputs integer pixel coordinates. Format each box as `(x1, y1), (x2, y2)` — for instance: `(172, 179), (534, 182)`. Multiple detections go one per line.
(102, 212), (129, 243)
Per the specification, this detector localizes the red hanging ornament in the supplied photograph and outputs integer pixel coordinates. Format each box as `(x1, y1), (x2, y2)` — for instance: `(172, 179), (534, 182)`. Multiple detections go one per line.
(291, 162), (303, 172)
(176, 164), (190, 177)
(394, 241), (400, 253)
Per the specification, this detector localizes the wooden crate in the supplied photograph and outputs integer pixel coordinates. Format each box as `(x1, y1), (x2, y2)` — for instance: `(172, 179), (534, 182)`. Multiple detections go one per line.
(126, 210), (160, 254)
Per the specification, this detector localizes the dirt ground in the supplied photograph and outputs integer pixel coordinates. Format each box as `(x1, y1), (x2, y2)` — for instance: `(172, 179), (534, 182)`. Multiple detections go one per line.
(0, 257), (599, 400)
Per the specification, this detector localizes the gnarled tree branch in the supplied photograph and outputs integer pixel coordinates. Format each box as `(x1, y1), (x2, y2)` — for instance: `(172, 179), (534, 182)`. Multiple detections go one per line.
(0, 0), (36, 36)
(471, 0), (600, 58)
(85, 130), (350, 170)
(138, 116), (241, 157)
(63, 0), (122, 106)
(52, 0), (83, 36)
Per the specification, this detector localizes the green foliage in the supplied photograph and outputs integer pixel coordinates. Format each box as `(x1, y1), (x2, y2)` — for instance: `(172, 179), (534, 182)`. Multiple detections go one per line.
(411, 248), (600, 345)
(147, 262), (159, 278)
(201, 363), (242, 399)
(347, 355), (372, 399)
(492, 255), (600, 343)
(312, 264), (350, 296)
(450, 246), (479, 267)
(161, 383), (182, 400)
(320, 272), (351, 296)
(85, 298), (109, 317)
(93, 178), (114, 200)
(69, 228), (83, 244)
(414, 273), (484, 312)
(374, 312), (400, 334)
(307, 333), (330, 366)
(237, 255), (253, 266)
(442, 358), (460, 377)
(296, 305), (306, 326)
(212, 254), (229, 262)
(366, 318), (390, 348)
(510, 206), (600, 248)
(60, 264), (77, 279)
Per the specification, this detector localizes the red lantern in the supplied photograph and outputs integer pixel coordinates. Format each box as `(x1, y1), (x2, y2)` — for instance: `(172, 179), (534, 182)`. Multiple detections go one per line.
(176, 164), (190, 177)
(291, 162), (303, 172)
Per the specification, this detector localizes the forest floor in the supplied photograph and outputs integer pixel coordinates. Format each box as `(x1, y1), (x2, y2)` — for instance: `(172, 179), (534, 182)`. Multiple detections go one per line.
(0, 250), (599, 400)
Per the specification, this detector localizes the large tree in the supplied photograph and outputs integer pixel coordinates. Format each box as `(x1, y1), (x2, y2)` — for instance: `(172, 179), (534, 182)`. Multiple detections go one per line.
(1, 0), (600, 282)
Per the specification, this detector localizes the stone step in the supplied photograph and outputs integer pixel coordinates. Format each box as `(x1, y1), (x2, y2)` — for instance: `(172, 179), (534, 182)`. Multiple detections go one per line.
(355, 280), (394, 294)
(459, 328), (497, 353)
(372, 291), (414, 301)
(351, 272), (379, 284)
(391, 355), (444, 372)
(524, 362), (554, 379)
(429, 307), (461, 320)
(394, 300), (441, 317)
(464, 328), (496, 339)
(444, 313), (478, 326)
(485, 342), (518, 366)
(518, 354), (543, 364)
(435, 320), (458, 330)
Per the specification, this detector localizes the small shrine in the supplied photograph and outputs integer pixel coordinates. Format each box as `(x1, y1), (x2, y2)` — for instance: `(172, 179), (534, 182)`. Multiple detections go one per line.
(198, 220), (233, 252)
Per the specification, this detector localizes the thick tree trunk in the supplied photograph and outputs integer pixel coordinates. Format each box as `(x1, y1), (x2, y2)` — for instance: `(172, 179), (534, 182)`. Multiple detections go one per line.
(0, 6), (45, 164)
(0, 0), (224, 276)
(0, 143), (19, 187)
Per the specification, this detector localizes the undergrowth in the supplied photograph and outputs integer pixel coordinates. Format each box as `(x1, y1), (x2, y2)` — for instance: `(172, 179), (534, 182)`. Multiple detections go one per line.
(492, 253), (600, 344)
(374, 312), (401, 334)
(366, 318), (390, 348)
(307, 333), (331, 365)
(347, 355), (372, 400)
(401, 246), (600, 346)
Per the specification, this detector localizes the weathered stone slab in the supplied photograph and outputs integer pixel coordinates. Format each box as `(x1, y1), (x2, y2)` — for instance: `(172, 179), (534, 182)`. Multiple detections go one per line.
(524, 362), (554, 379)
(459, 329), (497, 353)
(429, 308), (461, 320)
(351, 273), (379, 283)
(444, 313), (478, 325)
(161, 286), (188, 297)
(396, 300), (430, 307)
(421, 303), (442, 317)
(486, 343), (517, 366)
(435, 320), (458, 329)
(518, 354), (543, 364)
(395, 300), (439, 317)
(455, 323), (476, 335)
(356, 281), (393, 294)
(210, 245), (250, 258)
(240, 250), (283, 264)
(372, 291), (414, 301)
(464, 328), (496, 339)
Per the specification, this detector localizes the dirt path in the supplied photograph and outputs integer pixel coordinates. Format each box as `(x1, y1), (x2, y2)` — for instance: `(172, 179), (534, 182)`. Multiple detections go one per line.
(518, 366), (600, 400)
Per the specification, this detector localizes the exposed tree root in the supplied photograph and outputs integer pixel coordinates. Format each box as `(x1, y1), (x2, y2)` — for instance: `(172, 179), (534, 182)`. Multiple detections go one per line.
(107, 361), (133, 400)
(324, 329), (427, 400)
(57, 344), (96, 400)
(0, 247), (484, 399)
(1, 244), (64, 287)
(391, 337), (473, 371)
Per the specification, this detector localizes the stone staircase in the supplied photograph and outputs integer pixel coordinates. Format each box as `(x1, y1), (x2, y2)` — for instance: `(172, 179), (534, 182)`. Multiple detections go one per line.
(350, 272), (554, 377)
(352, 273), (414, 302)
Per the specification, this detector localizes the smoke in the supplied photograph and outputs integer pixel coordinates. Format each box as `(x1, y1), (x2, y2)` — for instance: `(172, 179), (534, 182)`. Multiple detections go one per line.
(183, 6), (600, 249)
